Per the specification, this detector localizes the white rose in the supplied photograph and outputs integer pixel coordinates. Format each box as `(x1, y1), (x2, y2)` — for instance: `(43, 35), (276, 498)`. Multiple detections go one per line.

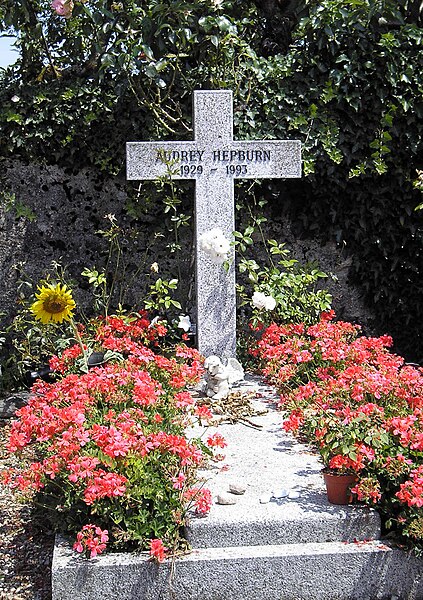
(199, 228), (230, 264)
(252, 291), (267, 310)
(252, 291), (276, 311)
(263, 295), (276, 311)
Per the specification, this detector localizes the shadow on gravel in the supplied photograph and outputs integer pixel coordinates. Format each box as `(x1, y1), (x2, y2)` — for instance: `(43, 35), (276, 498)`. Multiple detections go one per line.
(0, 420), (54, 600)
(0, 493), (54, 600)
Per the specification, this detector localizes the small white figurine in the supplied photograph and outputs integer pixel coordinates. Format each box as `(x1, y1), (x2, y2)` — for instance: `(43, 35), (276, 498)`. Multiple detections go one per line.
(204, 355), (244, 400)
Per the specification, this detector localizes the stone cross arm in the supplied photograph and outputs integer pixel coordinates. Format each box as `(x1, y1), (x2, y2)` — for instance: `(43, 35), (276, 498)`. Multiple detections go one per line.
(127, 139), (301, 181)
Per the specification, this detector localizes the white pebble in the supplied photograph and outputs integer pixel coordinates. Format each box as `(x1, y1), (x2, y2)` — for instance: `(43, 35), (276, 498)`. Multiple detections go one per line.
(288, 490), (300, 499)
(259, 494), (271, 504)
(273, 489), (289, 498)
(229, 482), (247, 495)
(216, 493), (237, 505)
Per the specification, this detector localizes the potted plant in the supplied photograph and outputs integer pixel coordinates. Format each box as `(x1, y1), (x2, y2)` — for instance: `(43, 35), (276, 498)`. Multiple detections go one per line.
(304, 411), (368, 504)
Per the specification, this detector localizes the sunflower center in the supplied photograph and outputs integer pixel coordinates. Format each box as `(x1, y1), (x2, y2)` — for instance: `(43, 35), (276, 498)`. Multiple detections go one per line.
(44, 296), (68, 314)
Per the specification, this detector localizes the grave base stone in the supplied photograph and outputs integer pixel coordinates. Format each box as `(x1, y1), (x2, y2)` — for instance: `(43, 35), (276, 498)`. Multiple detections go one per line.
(51, 376), (423, 600)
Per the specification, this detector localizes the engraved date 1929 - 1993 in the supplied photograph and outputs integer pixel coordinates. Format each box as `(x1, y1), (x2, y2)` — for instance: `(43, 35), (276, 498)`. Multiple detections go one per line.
(179, 164), (248, 176)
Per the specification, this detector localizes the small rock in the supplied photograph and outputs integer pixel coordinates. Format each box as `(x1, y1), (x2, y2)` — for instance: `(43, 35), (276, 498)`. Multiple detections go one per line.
(288, 490), (300, 499)
(259, 494), (271, 504)
(0, 392), (29, 419)
(272, 489), (289, 498)
(229, 482), (247, 495)
(216, 493), (237, 505)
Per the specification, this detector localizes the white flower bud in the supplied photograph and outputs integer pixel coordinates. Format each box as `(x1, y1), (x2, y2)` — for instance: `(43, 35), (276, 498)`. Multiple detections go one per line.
(177, 315), (191, 332)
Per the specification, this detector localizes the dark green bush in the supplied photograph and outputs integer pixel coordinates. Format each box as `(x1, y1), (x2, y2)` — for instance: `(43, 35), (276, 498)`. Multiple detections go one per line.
(1, 0), (422, 359)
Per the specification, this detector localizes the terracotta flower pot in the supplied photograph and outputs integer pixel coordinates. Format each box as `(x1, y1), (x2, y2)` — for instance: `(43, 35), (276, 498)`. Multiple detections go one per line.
(323, 471), (358, 505)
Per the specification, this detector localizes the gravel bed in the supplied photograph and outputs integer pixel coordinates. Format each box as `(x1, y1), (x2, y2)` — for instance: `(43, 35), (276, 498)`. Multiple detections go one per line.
(0, 420), (54, 600)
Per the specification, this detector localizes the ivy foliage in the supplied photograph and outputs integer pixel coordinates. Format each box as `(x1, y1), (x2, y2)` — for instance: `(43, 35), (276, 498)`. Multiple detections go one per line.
(0, 0), (422, 359)
(0, 0), (259, 171)
(235, 1), (423, 360)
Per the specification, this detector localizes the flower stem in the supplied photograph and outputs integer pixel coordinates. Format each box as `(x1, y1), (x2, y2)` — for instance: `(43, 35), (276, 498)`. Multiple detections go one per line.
(70, 319), (88, 372)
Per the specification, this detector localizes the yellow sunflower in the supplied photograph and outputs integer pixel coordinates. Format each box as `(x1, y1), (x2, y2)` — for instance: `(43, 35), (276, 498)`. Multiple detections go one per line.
(31, 283), (76, 324)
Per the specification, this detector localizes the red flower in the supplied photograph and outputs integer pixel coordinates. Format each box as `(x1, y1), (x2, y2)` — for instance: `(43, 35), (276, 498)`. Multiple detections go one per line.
(174, 391), (194, 409)
(206, 433), (227, 448)
(194, 405), (213, 423)
(149, 538), (167, 562)
(73, 524), (109, 558)
(351, 478), (381, 503)
(396, 466), (423, 508)
(184, 487), (213, 515)
(282, 411), (304, 433)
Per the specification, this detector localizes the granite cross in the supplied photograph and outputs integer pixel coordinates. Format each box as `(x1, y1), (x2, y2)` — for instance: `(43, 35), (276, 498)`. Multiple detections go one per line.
(127, 89), (301, 358)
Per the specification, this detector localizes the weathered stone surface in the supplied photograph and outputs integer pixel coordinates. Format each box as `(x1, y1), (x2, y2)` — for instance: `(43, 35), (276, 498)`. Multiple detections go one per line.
(0, 161), (194, 332)
(186, 376), (380, 550)
(0, 159), (376, 368)
(52, 537), (423, 600)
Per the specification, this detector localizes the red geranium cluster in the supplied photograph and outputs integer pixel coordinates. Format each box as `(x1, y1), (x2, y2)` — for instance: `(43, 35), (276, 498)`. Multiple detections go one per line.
(149, 538), (167, 563)
(2, 314), (221, 560)
(49, 313), (169, 374)
(73, 524), (109, 558)
(253, 311), (423, 551)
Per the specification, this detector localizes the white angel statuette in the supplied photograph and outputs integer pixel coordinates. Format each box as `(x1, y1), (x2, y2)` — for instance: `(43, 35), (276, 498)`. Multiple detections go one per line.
(204, 355), (244, 400)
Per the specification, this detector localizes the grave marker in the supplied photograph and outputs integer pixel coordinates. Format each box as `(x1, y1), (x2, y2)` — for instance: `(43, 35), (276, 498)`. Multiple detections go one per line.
(127, 90), (301, 358)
